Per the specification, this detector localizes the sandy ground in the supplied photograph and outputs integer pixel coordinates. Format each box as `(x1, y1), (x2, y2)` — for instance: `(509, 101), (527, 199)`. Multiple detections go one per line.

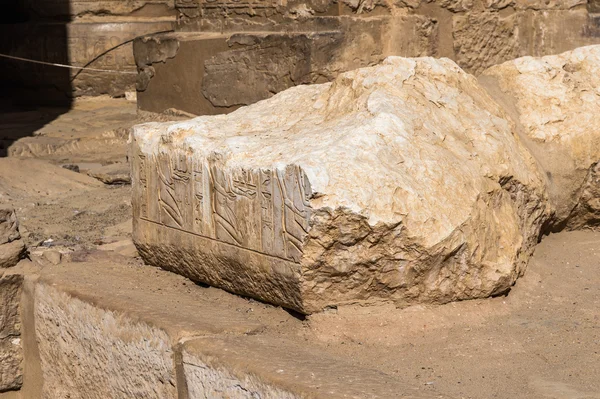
(1, 97), (599, 399)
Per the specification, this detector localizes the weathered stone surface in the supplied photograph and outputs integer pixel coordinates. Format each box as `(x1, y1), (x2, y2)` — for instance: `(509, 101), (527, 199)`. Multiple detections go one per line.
(453, 12), (521, 75)
(35, 283), (177, 399)
(132, 56), (551, 314)
(0, 240), (26, 270)
(136, 0), (600, 115)
(0, 273), (23, 392)
(0, 209), (26, 269)
(201, 32), (344, 108)
(16, 0), (175, 19)
(521, 9), (600, 59)
(481, 45), (600, 229)
(451, 8), (600, 75)
(0, 209), (20, 245)
(514, 0), (585, 10)
(42, 250), (62, 265)
(87, 163), (132, 185)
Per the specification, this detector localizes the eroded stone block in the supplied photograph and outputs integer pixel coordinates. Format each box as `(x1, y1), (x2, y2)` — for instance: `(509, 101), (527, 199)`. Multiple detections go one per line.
(135, 15), (438, 115)
(30, 261), (450, 398)
(481, 45), (600, 229)
(201, 32), (345, 108)
(453, 12), (521, 74)
(132, 56), (551, 313)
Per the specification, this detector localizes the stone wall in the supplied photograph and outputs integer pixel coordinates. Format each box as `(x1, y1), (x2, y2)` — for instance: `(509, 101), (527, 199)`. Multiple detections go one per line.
(135, 0), (600, 115)
(1, 0), (598, 103)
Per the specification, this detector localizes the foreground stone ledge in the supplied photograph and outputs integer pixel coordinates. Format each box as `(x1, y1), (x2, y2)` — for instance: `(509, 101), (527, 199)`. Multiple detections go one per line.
(481, 45), (600, 229)
(31, 260), (449, 398)
(33, 260), (262, 398)
(132, 56), (552, 314)
(35, 283), (177, 399)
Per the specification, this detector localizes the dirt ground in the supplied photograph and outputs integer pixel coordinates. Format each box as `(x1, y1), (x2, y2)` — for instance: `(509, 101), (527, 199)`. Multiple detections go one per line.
(1, 97), (599, 399)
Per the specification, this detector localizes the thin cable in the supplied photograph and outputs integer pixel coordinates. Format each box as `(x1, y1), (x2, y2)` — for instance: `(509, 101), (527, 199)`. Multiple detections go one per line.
(0, 53), (138, 74)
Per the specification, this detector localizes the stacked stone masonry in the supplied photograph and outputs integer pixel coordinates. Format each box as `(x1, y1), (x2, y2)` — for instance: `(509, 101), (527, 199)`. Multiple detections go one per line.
(134, 0), (600, 115)
(0, 208), (26, 392)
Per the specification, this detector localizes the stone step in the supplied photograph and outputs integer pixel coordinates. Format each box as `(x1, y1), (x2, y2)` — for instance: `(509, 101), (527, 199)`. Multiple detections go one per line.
(6, 257), (452, 398)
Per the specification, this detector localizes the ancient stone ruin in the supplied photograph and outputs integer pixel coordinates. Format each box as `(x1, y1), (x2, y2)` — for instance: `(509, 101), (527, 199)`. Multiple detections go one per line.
(0, 0), (174, 100)
(2, 0), (600, 395)
(131, 46), (600, 316)
(481, 46), (600, 229)
(132, 56), (552, 313)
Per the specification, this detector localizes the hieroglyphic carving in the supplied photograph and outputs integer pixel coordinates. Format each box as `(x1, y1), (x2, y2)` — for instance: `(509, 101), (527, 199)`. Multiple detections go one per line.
(172, 153), (193, 230)
(157, 152), (184, 228)
(280, 166), (311, 262)
(138, 153), (149, 218)
(259, 169), (275, 254)
(231, 169), (258, 200)
(192, 159), (206, 234)
(176, 0), (199, 7)
(141, 149), (312, 262)
(210, 164), (243, 245)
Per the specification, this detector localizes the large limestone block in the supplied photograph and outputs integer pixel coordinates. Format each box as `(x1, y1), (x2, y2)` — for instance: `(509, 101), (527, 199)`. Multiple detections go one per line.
(131, 56), (551, 314)
(481, 45), (600, 228)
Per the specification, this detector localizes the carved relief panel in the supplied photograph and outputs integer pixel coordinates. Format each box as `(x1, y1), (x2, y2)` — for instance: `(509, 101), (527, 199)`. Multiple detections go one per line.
(138, 148), (313, 263)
